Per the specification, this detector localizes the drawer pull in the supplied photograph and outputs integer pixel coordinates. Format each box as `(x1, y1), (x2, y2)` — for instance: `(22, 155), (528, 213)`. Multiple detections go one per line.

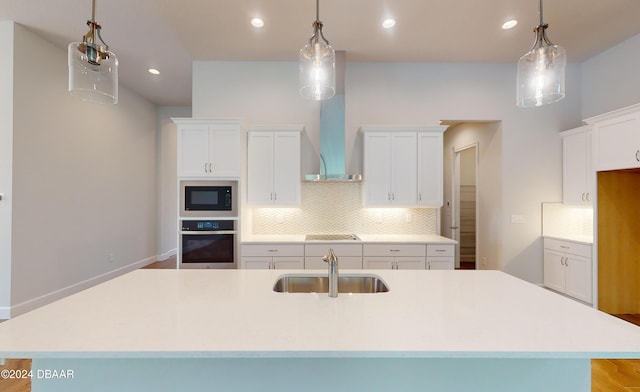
(560, 245), (570, 249)
(636, 149), (640, 162)
(435, 249), (446, 252)
(268, 249), (278, 252)
(389, 249), (401, 252)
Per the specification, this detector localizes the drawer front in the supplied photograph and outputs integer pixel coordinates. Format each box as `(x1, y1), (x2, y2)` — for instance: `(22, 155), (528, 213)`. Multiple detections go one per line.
(427, 244), (455, 257)
(241, 244), (304, 257)
(363, 244), (426, 257)
(543, 238), (591, 258)
(305, 244), (363, 257)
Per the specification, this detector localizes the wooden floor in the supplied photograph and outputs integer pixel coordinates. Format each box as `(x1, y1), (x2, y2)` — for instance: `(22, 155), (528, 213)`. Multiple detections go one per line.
(0, 359), (31, 392)
(1, 261), (638, 391)
(592, 315), (640, 391)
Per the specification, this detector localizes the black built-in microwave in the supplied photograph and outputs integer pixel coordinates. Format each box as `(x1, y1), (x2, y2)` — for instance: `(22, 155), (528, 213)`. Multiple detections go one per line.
(180, 180), (238, 218)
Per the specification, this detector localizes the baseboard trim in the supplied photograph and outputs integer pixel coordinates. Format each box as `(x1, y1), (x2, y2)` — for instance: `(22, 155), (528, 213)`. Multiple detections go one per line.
(9, 255), (158, 318)
(157, 248), (177, 261)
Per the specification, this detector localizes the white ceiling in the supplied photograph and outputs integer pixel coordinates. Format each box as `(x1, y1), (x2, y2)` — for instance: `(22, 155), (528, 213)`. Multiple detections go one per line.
(2, 0), (640, 106)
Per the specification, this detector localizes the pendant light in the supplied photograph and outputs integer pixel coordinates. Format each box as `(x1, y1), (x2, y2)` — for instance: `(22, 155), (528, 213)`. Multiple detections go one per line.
(68, 0), (118, 104)
(299, 0), (335, 100)
(516, 0), (566, 108)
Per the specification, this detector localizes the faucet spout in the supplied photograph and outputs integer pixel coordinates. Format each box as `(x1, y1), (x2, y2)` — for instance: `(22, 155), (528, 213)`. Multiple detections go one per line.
(323, 248), (339, 298)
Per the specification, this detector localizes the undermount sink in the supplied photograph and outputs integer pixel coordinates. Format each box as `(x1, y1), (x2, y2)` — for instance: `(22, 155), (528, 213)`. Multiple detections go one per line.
(273, 274), (389, 294)
(305, 233), (361, 241)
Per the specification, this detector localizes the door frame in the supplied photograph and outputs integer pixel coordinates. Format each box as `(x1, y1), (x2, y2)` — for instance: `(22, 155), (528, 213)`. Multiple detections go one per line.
(451, 143), (479, 269)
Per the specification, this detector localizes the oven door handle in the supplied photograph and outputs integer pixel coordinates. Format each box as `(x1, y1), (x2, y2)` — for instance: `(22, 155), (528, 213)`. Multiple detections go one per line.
(180, 231), (237, 235)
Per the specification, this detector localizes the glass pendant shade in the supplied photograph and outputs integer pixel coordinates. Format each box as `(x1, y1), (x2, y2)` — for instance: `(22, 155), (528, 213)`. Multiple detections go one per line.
(68, 0), (118, 104)
(516, 0), (566, 108)
(299, 41), (336, 100)
(516, 42), (566, 108)
(68, 42), (118, 104)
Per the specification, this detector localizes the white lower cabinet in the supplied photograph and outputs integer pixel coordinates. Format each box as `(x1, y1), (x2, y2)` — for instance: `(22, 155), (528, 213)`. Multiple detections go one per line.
(305, 244), (363, 269)
(241, 242), (455, 270)
(543, 238), (592, 303)
(240, 244), (304, 269)
(426, 244), (455, 270)
(363, 244), (427, 270)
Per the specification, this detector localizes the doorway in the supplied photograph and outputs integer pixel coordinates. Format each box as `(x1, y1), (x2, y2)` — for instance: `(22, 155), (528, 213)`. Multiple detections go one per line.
(452, 144), (478, 270)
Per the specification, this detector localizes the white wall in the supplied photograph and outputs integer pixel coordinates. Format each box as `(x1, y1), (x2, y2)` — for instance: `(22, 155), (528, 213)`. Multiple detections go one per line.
(193, 60), (582, 283)
(156, 106), (191, 261)
(582, 34), (640, 119)
(0, 21), (15, 319)
(8, 23), (158, 316)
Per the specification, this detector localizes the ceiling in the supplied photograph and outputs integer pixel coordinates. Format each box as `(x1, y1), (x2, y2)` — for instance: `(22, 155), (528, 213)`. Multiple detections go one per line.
(2, 0), (640, 106)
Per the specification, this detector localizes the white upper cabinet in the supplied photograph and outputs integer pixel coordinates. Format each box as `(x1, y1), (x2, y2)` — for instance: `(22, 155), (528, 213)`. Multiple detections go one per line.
(247, 126), (302, 206)
(363, 130), (416, 206)
(174, 119), (241, 178)
(361, 126), (446, 207)
(417, 129), (446, 207)
(585, 103), (640, 172)
(561, 126), (593, 205)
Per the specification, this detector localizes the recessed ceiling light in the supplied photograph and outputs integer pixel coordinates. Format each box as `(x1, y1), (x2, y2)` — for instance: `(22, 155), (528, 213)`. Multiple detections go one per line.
(382, 18), (396, 29)
(251, 18), (264, 28)
(148, 68), (160, 75)
(502, 20), (518, 30)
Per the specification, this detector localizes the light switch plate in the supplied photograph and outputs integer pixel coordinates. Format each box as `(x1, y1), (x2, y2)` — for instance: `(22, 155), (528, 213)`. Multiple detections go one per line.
(511, 214), (526, 224)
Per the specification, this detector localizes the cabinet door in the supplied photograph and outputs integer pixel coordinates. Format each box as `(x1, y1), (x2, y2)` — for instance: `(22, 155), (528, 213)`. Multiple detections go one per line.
(247, 132), (275, 205)
(363, 133), (392, 205)
(241, 257), (272, 269)
(562, 130), (590, 204)
(417, 131), (444, 207)
(396, 257), (426, 270)
(210, 126), (241, 177)
(363, 257), (394, 270)
(274, 257), (305, 269)
(543, 249), (566, 293)
(273, 132), (301, 206)
(179, 125), (210, 177)
(594, 112), (640, 171)
(390, 133), (418, 205)
(564, 254), (592, 303)
(427, 257), (454, 270)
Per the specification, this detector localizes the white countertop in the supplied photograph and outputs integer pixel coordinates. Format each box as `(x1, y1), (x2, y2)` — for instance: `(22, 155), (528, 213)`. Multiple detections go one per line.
(0, 269), (638, 359)
(543, 234), (594, 245)
(241, 233), (457, 244)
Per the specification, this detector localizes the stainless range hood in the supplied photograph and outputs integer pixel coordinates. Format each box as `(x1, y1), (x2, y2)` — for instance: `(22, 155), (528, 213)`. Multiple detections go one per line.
(304, 51), (362, 182)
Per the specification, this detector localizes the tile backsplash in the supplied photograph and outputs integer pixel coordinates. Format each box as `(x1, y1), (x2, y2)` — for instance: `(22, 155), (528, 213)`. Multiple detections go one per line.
(251, 182), (437, 235)
(542, 202), (593, 240)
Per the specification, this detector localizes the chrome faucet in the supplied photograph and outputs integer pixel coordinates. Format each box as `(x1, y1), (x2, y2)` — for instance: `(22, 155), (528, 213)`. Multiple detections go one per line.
(323, 248), (338, 298)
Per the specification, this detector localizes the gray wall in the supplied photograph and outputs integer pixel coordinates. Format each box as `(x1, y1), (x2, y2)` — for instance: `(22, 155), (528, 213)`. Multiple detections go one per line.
(582, 34), (640, 119)
(156, 106), (191, 260)
(3, 22), (158, 317)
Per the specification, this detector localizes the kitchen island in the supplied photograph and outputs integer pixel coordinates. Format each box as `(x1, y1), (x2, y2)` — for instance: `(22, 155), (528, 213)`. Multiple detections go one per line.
(0, 269), (639, 391)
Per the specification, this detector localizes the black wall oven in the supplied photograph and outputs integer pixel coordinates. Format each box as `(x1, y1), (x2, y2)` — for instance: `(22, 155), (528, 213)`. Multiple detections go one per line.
(180, 180), (238, 218)
(180, 220), (237, 269)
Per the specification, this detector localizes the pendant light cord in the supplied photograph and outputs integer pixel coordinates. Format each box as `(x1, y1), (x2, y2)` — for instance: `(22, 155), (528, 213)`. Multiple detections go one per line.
(538, 0), (544, 27)
(91, 0), (97, 23)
